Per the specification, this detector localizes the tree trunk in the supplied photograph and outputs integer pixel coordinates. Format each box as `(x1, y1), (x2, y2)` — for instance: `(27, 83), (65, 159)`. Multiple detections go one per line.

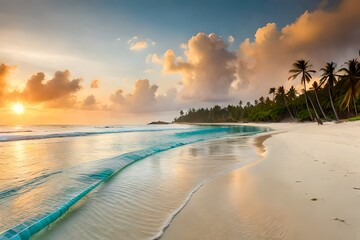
(314, 90), (331, 121)
(303, 81), (314, 121)
(308, 94), (323, 125)
(283, 95), (295, 121)
(328, 86), (339, 121)
(353, 97), (358, 115)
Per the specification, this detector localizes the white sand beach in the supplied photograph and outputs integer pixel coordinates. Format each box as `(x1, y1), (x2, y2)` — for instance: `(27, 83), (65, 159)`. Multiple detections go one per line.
(162, 122), (360, 240)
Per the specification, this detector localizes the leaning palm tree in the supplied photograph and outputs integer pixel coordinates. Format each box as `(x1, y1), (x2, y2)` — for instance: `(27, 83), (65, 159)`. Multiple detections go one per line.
(310, 81), (331, 121)
(319, 62), (340, 121)
(277, 86), (295, 120)
(301, 88), (323, 124)
(338, 59), (360, 115)
(288, 59), (322, 124)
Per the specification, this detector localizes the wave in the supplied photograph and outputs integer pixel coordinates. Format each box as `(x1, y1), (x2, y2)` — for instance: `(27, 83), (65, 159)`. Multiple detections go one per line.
(0, 130), (33, 134)
(0, 171), (62, 200)
(150, 166), (239, 240)
(0, 129), (219, 239)
(0, 127), (190, 142)
(0, 126), (267, 240)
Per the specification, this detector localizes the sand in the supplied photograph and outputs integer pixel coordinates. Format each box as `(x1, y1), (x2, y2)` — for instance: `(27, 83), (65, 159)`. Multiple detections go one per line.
(162, 121), (360, 240)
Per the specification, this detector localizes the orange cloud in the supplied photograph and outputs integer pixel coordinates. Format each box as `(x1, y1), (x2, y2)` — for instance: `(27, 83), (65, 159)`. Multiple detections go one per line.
(129, 41), (148, 51)
(234, 0), (360, 98)
(90, 79), (99, 88)
(156, 0), (360, 102)
(81, 94), (101, 110)
(22, 70), (82, 108)
(0, 64), (16, 105)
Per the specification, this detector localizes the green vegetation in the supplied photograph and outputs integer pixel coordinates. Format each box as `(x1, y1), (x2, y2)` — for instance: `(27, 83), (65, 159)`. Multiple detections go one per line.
(347, 116), (360, 122)
(174, 56), (360, 123)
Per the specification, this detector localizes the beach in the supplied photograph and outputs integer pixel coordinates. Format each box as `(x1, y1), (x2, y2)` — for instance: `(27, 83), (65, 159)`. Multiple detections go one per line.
(162, 121), (360, 240)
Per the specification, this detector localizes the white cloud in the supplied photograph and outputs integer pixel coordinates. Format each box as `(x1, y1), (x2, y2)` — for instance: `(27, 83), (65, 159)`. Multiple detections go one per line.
(228, 35), (235, 43)
(162, 32), (237, 101)
(146, 53), (162, 64)
(109, 79), (180, 112)
(180, 43), (188, 49)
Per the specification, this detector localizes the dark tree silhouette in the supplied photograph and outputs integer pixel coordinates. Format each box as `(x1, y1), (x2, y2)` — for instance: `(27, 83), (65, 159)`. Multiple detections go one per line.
(310, 81), (331, 121)
(277, 86), (295, 120)
(288, 59), (322, 124)
(339, 59), (360, 115)
(319, 62), (340, 121)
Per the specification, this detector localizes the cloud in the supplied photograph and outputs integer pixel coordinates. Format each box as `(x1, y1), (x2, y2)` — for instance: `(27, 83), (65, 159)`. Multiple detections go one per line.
(180, 43), (188, 49)
(156, 0), (360, 102)
(228, 35), (235, 44)
(146, 53), (162, 64)
(0, 64), (14, 104)
(109, 79), (179, 112)
(234, 0), (360, 98)
(162, 32), (237, 101)
(22, 70), (82, 107)
(81, 94), (101, 110)
(128, 36), (157, 52)
(129, 41), (148, 51)
(90, 79), (99, 88)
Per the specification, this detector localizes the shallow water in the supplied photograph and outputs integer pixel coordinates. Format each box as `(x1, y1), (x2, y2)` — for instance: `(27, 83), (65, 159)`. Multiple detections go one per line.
(0, 124), (267, 239)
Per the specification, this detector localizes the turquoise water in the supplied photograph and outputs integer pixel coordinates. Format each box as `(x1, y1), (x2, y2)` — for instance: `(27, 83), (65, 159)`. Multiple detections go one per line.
(0, 124), (267, 240)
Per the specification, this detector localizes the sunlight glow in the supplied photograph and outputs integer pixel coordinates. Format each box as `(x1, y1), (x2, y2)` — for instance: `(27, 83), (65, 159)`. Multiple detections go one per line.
(12, 103), (25, 115)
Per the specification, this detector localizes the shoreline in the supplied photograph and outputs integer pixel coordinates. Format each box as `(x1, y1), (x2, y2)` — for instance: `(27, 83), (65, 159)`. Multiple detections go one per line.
(161, 121), (360, 240)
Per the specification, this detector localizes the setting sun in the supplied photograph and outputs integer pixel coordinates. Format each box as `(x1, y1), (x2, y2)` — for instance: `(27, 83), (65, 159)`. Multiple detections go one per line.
(12, 103), (25, 115)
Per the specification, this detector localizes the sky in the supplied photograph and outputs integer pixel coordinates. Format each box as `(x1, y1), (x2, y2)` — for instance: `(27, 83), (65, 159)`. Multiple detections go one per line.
(0, 0), (359, 124)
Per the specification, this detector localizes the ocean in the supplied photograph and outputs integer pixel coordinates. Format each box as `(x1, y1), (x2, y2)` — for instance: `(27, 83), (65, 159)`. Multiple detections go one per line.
(0, 124), (268, 240)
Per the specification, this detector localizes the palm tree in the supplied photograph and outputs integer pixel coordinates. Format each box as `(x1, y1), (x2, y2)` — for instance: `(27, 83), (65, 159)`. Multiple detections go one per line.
(277, 86), (295, 120)
(259, 96), (265, 104)
(265, 97), (271, 105)
(301, 88), (323, 124)
(288, 59), (322, 124)
(310, 81), (330, 121)
(339, 59), (360, 115)
(287, 86), (297, 100)
(319, 62), (340, 121)
(269, 87), (276, 100)
(287, 86), (298, 117)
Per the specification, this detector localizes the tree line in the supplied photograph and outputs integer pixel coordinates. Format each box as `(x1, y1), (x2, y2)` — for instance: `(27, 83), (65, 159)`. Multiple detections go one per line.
(174, 55), (360, 124)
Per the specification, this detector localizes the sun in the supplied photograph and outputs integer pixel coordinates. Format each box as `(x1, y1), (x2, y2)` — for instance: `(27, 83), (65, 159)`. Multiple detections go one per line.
(12, 103), (25, 115)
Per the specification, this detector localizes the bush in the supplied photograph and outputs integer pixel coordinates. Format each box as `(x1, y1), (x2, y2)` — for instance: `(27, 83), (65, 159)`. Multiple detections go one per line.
(347, 116), (360, 121)
(297, 109), (312, 121)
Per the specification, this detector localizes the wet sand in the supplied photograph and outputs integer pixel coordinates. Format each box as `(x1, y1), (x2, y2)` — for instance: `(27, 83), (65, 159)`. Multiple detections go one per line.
(162, 122), (360, 240)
